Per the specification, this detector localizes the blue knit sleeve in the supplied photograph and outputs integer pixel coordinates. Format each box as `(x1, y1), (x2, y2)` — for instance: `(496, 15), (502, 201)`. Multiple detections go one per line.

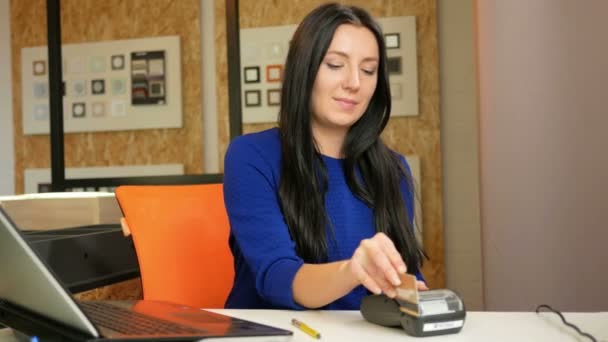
(223, 136), (305, 309)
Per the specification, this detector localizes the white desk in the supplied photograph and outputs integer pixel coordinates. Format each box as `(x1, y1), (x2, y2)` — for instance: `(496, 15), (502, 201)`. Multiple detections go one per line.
(1, 310), (607, 341)
(212, 310), (607, 341)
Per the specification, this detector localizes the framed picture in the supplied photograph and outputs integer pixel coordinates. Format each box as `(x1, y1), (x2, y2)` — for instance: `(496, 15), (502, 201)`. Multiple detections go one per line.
(111, 78), (126, 95)
(267, 89), (281, 106)
(387, 56), (402, 75)
(244, 90), (261, 107)
(33, 82), (48, 98)
(111, 54), (125, 70)
(390, 82), (402, 100)
(92, 102), (106, 117)
(33, 104), (48, 121)
(72, 102), (86, 118)
(111, 100), (126, 117)
(384, 33), (400, 49)
(70, 80), (86, 97)
(244, 66), (261, 83)
(89, 56), (106, 72)
(91, 79), (105, 95)
(21, 35), (182, 134)
(32, 60), (46, 76)
(266, 64), (283, 82)
(131, 50), (166, 105)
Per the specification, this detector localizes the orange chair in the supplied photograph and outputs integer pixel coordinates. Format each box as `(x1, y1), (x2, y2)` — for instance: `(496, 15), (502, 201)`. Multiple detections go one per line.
(115, 184), (234, 308)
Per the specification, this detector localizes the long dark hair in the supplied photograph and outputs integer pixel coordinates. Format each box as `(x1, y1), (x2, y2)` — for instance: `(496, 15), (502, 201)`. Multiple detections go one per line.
(278, 3), (424, 275)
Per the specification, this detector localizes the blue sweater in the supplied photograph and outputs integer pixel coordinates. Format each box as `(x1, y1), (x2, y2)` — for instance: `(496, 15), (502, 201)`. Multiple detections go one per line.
(223, 128), (420, 310)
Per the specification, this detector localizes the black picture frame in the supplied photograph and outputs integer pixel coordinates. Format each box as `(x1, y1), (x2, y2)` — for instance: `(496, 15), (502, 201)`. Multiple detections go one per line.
(243, 66), (260, 83)
(110, 54), (125, 70)
(244, 90), (262, 107)
(72, 102), (86, 118)
(387, 56), (403, 75)
(384, 32), (400, 49)
(91, 79), (105, 95)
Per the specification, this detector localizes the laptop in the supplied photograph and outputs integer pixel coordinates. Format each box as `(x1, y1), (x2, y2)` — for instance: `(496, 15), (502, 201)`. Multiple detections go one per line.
(0, 207), (292, 341)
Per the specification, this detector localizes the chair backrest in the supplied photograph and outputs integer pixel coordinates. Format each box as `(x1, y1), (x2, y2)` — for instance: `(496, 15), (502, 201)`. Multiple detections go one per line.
(115, 184), (234, 308)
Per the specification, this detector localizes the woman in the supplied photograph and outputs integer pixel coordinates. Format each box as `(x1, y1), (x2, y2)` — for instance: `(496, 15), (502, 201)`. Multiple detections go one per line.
(223, 2), (426, 310)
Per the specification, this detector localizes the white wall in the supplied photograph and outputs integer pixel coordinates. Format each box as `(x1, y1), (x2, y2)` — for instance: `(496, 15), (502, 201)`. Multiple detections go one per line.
(478, 0), (608, 311)
(201, 0), (219, 173)
(437, 0), (484, 310)
(0, 0), (15, 195)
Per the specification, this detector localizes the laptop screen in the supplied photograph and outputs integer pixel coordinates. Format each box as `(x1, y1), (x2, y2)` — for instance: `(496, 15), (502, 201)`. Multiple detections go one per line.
(0, 207), (99, 337)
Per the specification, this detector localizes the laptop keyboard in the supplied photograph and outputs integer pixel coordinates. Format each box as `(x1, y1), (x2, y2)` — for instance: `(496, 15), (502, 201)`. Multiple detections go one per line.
(80, 301), (206, 335)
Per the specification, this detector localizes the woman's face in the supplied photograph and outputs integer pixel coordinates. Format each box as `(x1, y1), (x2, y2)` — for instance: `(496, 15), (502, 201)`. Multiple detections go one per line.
(310, 24), (379, 136)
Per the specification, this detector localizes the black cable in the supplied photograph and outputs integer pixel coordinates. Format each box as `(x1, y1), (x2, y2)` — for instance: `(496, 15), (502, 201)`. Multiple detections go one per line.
(535, 304), (599, 342)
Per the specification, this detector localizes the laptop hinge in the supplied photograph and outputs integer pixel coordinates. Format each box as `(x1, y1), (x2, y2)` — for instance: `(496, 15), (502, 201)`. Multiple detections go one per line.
(0, 300), (92, 342)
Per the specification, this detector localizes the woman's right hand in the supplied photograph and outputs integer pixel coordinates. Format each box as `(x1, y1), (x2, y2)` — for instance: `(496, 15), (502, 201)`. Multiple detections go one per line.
(349, 232), (427, 298)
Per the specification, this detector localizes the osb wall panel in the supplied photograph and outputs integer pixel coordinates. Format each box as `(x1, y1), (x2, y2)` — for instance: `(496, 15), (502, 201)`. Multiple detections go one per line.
(11, 0), (202, 299)
(214, 0), (229, 167)
(74, 278), (142, 301)
(11, 0), (203, 195)
(216, 0), (444, 287)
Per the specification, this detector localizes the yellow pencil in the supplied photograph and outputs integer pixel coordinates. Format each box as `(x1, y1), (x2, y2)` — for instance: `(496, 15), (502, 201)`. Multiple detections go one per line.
(291, 318), (321, 339)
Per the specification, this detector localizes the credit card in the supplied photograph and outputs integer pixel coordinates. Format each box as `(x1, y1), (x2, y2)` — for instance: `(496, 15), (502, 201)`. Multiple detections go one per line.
(395, 273), (419, 304)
